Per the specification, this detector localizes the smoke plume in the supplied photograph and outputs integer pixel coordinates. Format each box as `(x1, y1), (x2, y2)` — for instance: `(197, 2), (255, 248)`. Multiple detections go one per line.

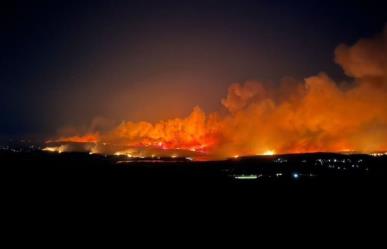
(47, 27), (387, 159)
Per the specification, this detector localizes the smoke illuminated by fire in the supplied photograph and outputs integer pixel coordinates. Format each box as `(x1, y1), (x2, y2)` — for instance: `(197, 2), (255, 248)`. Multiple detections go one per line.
(45, 27), (387, 160)
(46, 134), (99, 144)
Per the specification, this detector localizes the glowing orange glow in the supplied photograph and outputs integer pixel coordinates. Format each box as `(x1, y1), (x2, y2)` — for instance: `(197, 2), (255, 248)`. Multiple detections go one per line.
(43, 146), (64, 153)
(262, 150), (275, 156)
(46, 134), (98, 144)
(45, 28), (387, 160)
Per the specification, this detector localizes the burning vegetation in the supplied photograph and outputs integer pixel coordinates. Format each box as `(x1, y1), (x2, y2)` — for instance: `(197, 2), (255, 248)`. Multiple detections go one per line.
(44, 27), (387, 160)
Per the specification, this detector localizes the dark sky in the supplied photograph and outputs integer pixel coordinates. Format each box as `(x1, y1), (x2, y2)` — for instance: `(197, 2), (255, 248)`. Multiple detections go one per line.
(1, 0), (386, 139)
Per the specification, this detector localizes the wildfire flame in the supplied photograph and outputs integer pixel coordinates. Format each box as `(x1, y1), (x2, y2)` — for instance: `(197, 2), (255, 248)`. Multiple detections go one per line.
(45, 27), (387, 160)
(262, 150), (276, 156)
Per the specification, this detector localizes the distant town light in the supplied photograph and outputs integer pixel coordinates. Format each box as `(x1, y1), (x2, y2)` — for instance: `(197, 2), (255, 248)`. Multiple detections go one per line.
(370, 152), (386, 157)
(234, 175), (258, 180)
(292, 173), (299, 179)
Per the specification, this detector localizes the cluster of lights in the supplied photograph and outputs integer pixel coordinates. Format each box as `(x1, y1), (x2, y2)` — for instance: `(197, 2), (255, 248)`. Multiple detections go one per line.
(314, 157), (366, 171)
(233, 172), (300, 181)
(274, 158), (287, 163)
(370, 152), (387, 157)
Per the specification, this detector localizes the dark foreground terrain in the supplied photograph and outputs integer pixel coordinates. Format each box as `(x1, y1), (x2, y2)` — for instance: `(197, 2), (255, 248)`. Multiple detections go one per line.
(2, 151), (386, 199)
(1, 150), (385, 240)
(2, 150), (387, 230)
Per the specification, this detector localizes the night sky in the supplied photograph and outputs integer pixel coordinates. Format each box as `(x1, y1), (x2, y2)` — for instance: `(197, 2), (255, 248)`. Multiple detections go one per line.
(1, 0), (386, 140)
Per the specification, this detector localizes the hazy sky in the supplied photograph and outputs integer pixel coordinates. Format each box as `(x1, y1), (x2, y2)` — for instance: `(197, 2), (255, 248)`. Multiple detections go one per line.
(1, 0), (386, 139)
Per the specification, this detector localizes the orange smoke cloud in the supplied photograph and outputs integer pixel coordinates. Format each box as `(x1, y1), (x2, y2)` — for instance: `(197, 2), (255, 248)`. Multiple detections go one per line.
(48, 27), (387, 159)
(335, 27), (386, 81)
(99, 106), (221, 153)
(47, 134), (99, 144)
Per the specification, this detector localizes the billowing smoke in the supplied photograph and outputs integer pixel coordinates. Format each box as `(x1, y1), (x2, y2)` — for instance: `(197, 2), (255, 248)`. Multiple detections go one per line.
(46, 27), (387, 159)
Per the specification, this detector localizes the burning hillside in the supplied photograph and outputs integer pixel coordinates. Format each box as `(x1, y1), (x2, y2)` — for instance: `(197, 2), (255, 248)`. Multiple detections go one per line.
(44, 27), (387, 160)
